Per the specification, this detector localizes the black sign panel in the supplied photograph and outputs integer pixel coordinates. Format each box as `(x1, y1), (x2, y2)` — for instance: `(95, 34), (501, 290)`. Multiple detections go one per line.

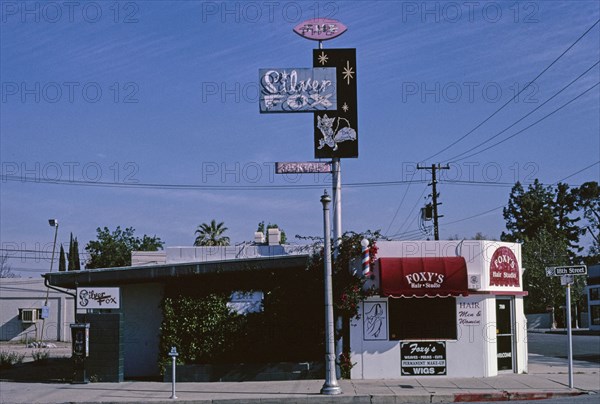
(401, 341), (446, 376)
(313, 49), (358, 158)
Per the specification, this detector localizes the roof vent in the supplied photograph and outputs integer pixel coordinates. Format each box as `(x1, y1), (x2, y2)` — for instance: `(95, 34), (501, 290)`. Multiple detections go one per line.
(267, 228), (281, 246)
(254, 231), (265, 244)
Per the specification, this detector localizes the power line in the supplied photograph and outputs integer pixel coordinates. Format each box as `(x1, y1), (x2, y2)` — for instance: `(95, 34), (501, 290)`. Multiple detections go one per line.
(439, 161), (600, 229)
(422, 18), (600, 163)
(1, 175), (429, 190)
(553, 161), (599, 185)
(391, 185), (429, 238)
(451, 82), (600, 162)
(384, 170), (418, 236)
(445, 60), (600, 162)
(390, 162), (599, 238)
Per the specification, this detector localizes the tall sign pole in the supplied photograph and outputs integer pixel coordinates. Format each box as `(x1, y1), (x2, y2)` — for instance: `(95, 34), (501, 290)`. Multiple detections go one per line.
(320, 191), (342, 395)
(545, 265), (587, 389)
(262, 19), (355, 390)
(565, 280), (573, 388)
(320, 37), (343, 258)
(317, 38), (342, 255)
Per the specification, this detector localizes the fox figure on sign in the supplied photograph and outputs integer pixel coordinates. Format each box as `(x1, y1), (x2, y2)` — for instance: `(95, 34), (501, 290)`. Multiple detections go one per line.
(317, 114), (356, 151)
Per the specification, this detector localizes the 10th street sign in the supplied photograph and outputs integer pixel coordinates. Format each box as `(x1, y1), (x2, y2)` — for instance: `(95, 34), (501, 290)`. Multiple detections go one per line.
(545, 265), (587, 277)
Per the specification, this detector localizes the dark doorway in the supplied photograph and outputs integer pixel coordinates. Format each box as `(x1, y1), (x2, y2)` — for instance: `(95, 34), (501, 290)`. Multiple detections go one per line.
(496, 298), (514, 371)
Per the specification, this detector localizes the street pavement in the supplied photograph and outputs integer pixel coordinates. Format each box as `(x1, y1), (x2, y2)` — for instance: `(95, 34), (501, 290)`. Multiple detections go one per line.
(1, 352), (598, 404)
(2, 331), (599, 403)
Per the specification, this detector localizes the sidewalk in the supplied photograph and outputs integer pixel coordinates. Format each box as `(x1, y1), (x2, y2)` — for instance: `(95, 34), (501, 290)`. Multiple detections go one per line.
(1, 354), (598, 404)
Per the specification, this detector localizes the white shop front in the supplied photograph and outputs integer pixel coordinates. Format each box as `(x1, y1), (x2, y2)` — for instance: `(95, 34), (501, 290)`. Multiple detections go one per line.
(350, 240), (527, 379)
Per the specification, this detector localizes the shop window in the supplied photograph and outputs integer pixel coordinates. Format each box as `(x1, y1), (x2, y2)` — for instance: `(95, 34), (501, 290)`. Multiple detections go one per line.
(591, 305), (600, 326)
(590, 287), (600, 302)
(388, 297), (457, 340)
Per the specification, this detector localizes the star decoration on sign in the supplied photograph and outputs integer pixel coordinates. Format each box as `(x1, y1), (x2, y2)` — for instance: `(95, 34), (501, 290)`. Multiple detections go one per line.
(317, 51), (329, 65)
(342, 60), (355, 85)
(281, 70), (289, 80)
(341, 102), (349, 112)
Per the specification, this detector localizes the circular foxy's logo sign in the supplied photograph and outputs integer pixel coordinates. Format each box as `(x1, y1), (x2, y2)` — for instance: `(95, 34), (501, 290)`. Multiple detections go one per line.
(490, 247), (520, 287)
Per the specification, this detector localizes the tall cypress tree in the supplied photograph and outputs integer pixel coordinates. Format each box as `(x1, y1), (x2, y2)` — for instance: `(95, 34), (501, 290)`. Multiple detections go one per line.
(67, 233), (81, 271)
(73, 237), (81, 270)
(58, 244), (66, 272)
(68, 233), (75, 271)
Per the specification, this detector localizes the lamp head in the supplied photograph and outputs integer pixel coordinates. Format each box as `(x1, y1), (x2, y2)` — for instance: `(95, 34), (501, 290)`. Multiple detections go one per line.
(48, 219), (58, 227)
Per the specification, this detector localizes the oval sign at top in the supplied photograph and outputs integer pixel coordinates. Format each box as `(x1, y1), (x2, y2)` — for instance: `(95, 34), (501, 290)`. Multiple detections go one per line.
(293, 18), (348, 41)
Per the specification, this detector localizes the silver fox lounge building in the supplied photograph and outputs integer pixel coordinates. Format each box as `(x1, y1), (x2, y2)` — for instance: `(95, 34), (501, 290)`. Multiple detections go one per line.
(44, 240), (527, 381)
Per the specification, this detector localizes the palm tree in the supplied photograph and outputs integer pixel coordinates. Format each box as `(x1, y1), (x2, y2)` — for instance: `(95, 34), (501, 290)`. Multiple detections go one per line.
(194, 220), (230, 246)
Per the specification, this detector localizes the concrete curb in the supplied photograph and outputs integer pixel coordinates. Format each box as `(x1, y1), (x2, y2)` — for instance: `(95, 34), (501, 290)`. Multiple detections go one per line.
(453, 390), (588, 402)
(14, 391), (589, 404)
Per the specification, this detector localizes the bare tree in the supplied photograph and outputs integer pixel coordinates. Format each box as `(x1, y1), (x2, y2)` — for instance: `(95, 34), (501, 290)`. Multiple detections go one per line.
(0, 253), (19, 278)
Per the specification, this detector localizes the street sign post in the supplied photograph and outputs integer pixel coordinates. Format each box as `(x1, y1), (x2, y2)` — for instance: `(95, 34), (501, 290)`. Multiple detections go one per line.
(545, 264), (587, 388)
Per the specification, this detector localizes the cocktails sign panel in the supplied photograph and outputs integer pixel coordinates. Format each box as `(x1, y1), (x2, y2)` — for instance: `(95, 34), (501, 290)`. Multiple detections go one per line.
(259, 68), (337, 113)
(275, 161), (332, 174)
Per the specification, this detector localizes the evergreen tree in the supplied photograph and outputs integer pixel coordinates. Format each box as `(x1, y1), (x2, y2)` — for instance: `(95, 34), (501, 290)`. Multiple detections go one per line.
(67, 233), (81, 271)
(502, 180), (587, 316)
(501, 180), (581, 256)
(58, 244), (66, 272)
(73, 237), (81, 270)
(68, 233), (74, 271)
(576, 181), (600, 264)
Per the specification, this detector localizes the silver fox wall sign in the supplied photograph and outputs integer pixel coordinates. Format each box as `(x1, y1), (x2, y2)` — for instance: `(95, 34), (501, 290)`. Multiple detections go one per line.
(313, 48), (358, 158)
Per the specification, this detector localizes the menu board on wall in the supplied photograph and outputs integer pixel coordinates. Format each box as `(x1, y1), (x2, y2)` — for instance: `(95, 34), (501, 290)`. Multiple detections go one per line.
(401, 341), (447, 376)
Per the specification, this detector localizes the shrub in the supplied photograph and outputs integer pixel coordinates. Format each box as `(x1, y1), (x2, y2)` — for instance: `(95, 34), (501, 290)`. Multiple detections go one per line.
(0, 351), (25, 368)
(32, 350), (50, 365)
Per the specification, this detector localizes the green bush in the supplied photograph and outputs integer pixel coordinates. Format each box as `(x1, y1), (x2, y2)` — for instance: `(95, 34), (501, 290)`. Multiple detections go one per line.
(0, 351), (25, 368)
(159, 293), (246, 372)
(32, 350), (50, 365)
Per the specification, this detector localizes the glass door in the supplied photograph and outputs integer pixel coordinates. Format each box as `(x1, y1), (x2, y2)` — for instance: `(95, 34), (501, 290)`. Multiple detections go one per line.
(496, 298), (514, 371)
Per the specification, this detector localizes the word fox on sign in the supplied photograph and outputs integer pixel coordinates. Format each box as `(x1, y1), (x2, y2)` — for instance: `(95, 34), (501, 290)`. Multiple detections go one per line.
(77, 287), (120, 309)
(259, 68), (337, 113)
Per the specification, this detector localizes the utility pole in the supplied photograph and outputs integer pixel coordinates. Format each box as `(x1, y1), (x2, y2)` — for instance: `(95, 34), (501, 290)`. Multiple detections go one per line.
(417, 164), (450, 240)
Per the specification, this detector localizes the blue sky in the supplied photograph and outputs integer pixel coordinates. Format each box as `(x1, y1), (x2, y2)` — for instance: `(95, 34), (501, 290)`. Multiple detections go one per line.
(1, 1), (599, 276)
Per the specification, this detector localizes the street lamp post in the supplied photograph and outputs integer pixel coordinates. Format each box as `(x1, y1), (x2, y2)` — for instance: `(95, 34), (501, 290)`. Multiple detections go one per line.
(41, 219), (59, 341)
(320, 191), (342, 395)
